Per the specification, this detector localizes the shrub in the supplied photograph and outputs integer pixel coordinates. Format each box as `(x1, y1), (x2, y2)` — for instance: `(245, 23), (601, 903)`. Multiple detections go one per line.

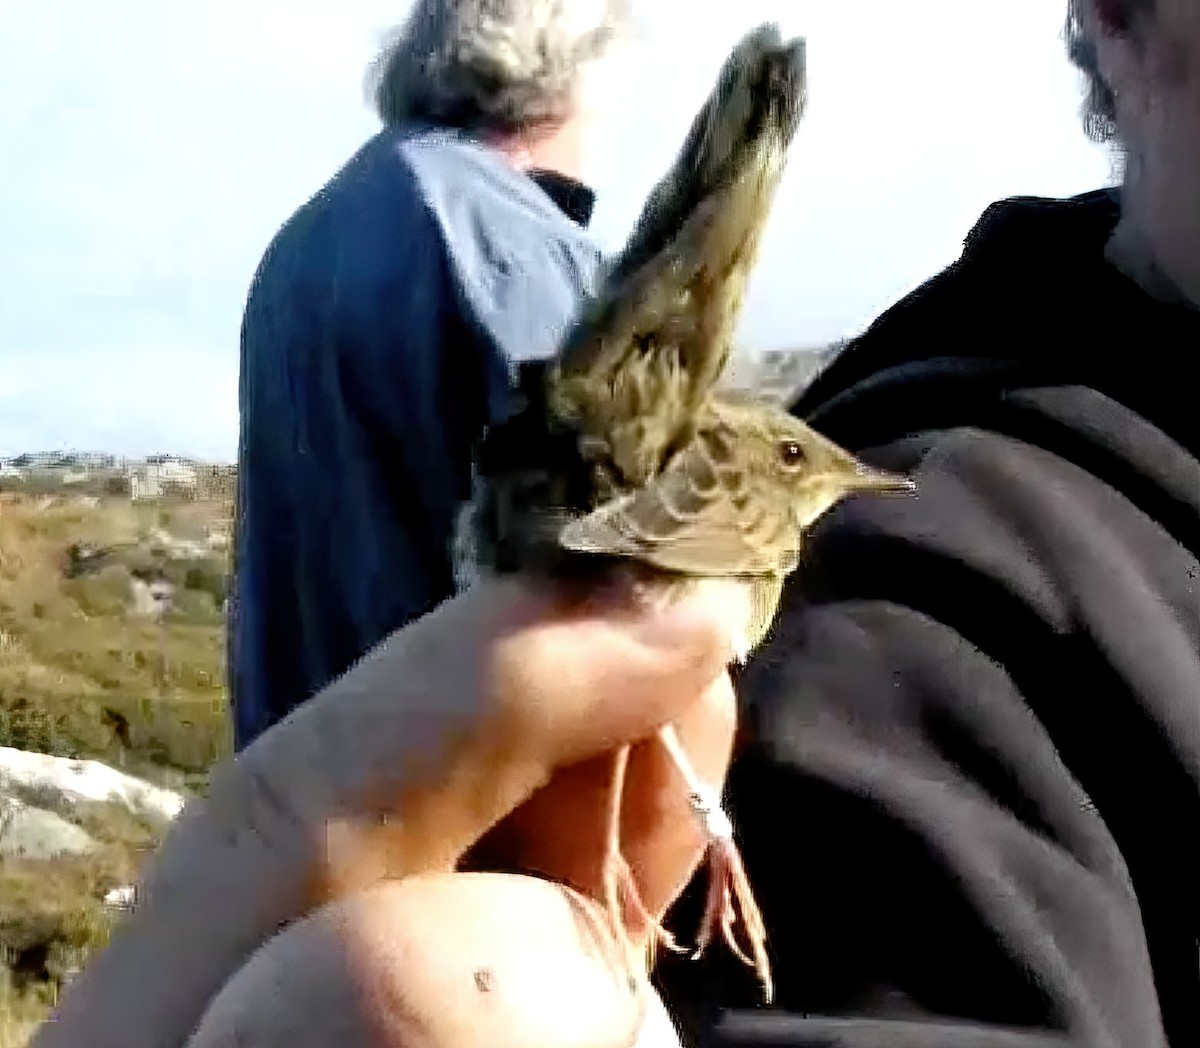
(183, 564), (227, 607)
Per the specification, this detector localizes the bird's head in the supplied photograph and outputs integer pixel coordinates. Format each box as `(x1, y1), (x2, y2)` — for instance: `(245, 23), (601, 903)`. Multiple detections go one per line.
(710, 391), (915, 532)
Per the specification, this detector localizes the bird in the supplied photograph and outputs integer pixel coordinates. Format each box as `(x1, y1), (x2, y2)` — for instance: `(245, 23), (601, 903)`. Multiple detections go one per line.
(454, 22), (913, 1002)
(558, 388), (910, 658)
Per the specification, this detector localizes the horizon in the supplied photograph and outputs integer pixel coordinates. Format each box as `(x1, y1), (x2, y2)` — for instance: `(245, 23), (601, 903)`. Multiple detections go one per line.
(0, 340), (835, 463)
(0, 450), (237, 465)
(0, 1), (1114, 459)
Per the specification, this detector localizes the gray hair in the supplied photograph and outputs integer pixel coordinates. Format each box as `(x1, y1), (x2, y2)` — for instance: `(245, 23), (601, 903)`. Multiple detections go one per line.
(368, 0), (633, 133)
(1064, 0), (1156, 142)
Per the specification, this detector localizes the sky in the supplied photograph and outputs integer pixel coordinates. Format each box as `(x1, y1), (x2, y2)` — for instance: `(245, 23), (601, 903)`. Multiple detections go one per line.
(0, 0), (1114, 462)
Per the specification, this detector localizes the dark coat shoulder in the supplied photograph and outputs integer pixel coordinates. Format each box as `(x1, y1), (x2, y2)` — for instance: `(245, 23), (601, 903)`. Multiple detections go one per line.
(662, 190), (1200, 1048)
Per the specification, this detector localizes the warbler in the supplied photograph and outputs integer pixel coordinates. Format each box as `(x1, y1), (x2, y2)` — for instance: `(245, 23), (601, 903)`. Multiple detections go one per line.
(559, 388), (908, 655)
(455, 22), (913, 1000)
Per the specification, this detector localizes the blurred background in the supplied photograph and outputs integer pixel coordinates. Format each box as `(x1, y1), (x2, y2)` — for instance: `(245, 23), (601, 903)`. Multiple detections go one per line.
(0, 0), (1112, 460)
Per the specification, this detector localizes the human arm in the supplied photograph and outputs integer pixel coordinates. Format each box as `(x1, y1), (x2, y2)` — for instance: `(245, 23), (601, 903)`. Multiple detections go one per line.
(33, 576), (736, 1048)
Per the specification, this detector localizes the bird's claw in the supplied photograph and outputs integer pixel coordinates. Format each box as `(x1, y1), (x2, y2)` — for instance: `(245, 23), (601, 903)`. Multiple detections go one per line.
(603, 846), (685, 959)
(691, 834), (774, 1003)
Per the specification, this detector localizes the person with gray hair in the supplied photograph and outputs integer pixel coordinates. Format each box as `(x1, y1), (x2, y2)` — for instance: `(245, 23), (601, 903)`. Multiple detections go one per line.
(370, 0), (629, 136)
(228, 0), (632, 751)
(643, 2), (1200, 1046)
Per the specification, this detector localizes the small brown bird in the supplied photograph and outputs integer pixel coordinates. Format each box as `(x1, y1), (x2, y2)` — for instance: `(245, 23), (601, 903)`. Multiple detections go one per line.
(559, 389), (909, 658)
(457, 23), (912, 1001)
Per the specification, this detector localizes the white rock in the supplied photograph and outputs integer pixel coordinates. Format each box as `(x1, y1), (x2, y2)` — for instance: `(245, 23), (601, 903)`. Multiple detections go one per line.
(0, 746), (187, 825)
(0, 796), (98, 860)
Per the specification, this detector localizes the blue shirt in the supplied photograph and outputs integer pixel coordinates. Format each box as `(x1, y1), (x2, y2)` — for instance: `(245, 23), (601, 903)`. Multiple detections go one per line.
(228, 124), (602, 749)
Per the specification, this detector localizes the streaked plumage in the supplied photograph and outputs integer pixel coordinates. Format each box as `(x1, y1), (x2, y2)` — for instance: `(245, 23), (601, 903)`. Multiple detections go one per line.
(559, 389), (910, 654)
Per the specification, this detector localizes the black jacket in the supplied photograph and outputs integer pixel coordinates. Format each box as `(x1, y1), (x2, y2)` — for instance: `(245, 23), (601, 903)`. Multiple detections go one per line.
(660, 189), (1200, 1048)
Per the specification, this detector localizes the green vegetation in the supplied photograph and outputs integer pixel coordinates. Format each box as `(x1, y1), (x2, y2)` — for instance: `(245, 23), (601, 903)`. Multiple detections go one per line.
(0, 492), (232, 1043)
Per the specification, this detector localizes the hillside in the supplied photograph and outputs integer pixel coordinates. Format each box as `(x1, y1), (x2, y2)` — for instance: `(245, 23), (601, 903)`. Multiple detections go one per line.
(0, 492), (231, 782)
(0, 491), (231, 1043)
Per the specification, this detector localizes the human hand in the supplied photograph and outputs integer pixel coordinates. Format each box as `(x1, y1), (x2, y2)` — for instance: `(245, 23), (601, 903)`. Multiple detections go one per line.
(465, 669), (738, 948)
(36, 573), (741, 1048)
(313, 573), (742, 905)
(304, 571), (739, 897)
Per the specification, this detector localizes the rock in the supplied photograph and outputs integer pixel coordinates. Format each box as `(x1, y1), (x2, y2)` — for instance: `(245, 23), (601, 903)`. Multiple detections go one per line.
(0, 746), (187, 828)
(0, 796), (98, 860)
(0, 748), (188, 917)
(129, 575), (176, 618)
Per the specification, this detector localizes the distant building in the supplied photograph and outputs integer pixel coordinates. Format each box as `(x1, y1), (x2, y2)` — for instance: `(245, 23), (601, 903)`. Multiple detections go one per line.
(194, 463), (237, 502)
(129, 457), (198, 500)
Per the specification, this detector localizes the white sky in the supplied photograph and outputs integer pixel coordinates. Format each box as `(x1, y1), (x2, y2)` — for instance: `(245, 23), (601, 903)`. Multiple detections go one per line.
(0, 0), (1113, 461)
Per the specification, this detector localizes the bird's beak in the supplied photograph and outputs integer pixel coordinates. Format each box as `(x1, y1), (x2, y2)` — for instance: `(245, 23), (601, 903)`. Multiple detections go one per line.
(845, 463), (915, 494)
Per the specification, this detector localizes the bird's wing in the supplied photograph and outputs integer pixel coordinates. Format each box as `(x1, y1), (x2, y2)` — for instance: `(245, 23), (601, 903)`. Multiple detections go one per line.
(607, 22), (792, 288)
(549, 23), (807, 489)
(558, 439), (794, 577)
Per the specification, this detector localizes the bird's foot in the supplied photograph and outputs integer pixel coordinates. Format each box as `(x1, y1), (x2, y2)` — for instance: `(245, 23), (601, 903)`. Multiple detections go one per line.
(603, 845), (685, 964)
(689, 803), (774, 1003)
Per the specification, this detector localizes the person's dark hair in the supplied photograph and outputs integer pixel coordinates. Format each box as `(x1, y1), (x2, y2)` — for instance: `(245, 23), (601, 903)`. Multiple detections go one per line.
(1065, 0), (1156, 142)
(367, 0), (632, 135)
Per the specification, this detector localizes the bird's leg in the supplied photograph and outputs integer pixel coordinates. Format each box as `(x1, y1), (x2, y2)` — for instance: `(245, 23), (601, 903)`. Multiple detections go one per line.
(601, 744), (634, 956)
(601, 744), (684, 967)
(657, 724), (773, 1003)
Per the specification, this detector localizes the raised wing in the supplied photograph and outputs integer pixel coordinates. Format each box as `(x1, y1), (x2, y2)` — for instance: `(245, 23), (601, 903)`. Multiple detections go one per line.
(549, 23), (807, 490)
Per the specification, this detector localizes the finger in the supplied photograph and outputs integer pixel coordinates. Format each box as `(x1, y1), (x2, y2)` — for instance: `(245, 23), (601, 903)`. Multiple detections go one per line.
(489, 577), (743, 767)
(468, 673), (737, 937)
(185, 873), (650, 1048)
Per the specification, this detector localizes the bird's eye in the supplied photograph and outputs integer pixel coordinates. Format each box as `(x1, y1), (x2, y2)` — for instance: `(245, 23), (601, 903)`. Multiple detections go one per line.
(778, 440), (806, 468)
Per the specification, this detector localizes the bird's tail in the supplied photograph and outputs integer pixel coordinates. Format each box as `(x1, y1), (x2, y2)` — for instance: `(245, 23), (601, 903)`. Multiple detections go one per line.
(463, 24), (808, 578)
(552, 23), (808, 480)
(608, 24), (806, 290)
